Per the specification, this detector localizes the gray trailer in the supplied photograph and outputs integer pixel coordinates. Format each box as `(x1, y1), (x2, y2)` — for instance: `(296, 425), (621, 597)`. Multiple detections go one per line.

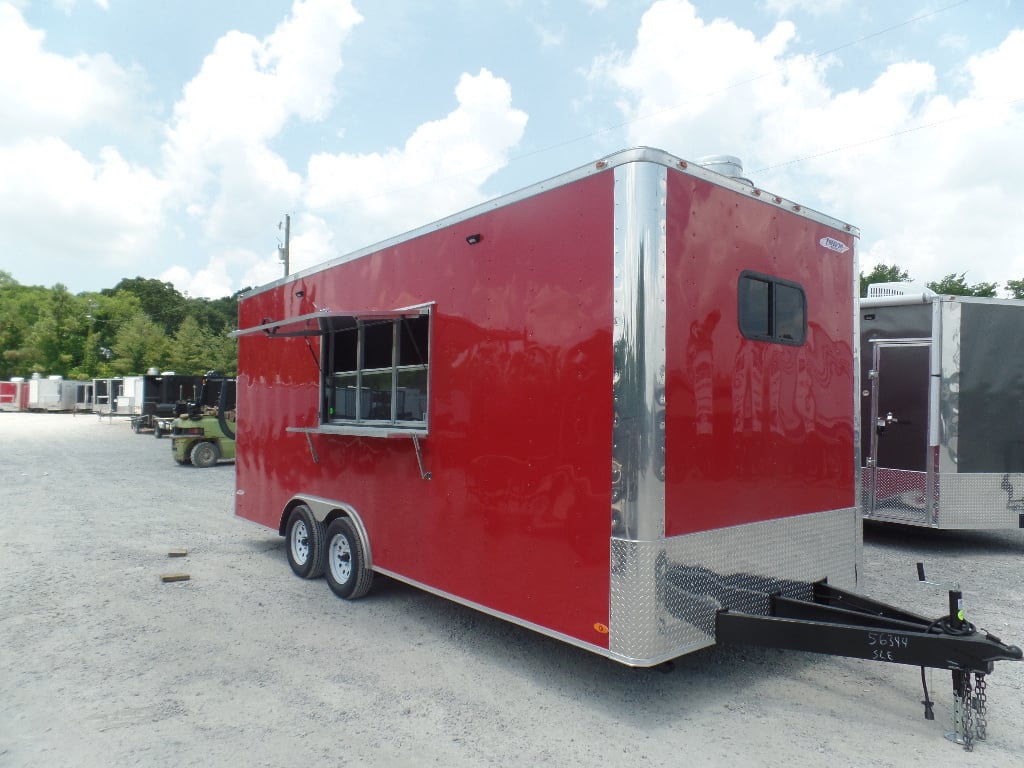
(860, 284), (1024, 529)
(27, 375), (89, 412)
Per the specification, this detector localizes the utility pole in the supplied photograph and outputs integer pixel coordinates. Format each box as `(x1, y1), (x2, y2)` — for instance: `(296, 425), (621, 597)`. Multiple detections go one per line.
(278, 214), (291, 276)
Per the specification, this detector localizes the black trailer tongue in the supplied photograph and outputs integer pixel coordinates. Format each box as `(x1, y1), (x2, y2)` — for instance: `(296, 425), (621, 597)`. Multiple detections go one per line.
(713, 573), (1022, 751)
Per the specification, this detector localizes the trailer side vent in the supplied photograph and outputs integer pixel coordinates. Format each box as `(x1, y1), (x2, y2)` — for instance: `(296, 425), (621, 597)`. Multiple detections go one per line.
(866, 282), (936, 298)
(698, 154), (754, 186)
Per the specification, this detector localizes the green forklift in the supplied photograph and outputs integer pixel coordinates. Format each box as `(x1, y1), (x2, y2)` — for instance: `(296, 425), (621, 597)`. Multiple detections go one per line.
(170, 371), (236, 467)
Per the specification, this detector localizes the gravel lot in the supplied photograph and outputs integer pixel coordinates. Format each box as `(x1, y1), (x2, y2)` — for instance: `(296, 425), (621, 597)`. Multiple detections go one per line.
(1, 412), (1022, 768)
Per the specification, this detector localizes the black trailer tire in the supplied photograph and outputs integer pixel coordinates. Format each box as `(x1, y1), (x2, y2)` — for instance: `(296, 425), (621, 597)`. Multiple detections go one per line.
(324, 518), (373, 600)
(285, 505), (325, 579)
(133, 419), (142, 434)
(190, 441), (219, 468)
(154, 425), (163, 439)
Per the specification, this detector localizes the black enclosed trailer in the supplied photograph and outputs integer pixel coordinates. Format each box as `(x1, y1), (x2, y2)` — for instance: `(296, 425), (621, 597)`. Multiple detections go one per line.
(860, 285), (1024, 529)
(127, 374), (204, 437)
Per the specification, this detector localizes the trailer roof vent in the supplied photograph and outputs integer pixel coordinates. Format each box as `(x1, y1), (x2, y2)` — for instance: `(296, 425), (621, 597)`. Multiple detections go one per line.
(866, 282), (937, 298)
(146, 367), (159, 375)
(697, 154), (754, 186)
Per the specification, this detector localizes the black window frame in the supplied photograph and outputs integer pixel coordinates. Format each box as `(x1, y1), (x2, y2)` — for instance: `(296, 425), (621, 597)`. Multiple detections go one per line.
(322, 310), (430, 430)
(737, 271), (807, 346)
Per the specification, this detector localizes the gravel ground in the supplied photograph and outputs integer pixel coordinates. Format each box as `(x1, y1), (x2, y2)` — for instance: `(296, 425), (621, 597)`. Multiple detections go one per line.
(1, 412), (1022, 768)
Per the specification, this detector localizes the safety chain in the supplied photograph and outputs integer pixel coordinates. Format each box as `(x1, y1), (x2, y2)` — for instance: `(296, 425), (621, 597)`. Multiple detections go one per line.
(950, 673), (975, 751)
(973, 674), (988, 742)
(960, 676), (974, 752)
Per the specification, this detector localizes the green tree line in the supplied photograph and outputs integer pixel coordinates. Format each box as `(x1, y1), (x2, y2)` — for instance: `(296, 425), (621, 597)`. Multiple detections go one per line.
(0, 272), (245, 381)
(860, 264), (1024, 299)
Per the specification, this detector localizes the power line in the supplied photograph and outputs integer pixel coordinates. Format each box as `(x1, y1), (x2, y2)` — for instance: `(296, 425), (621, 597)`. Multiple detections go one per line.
(591, 0), (972, 137)
(753, 94), (1024, 173)
(333, 2), (974, 205)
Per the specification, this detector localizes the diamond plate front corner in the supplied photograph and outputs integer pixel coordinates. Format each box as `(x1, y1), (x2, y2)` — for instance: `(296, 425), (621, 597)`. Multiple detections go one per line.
(608, 507), (859, 665)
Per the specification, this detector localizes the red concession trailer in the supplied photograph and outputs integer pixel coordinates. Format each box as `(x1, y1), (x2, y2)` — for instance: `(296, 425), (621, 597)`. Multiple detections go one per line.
(0, 378), (28, 411)
(234, 149), (1018, 741)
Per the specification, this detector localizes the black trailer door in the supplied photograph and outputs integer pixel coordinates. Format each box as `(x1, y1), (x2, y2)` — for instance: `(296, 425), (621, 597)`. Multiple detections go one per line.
(868, 341), (930, 516)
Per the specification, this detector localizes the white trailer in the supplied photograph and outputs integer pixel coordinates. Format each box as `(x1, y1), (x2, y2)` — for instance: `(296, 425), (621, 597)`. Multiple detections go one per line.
(27, 375), (82, 412)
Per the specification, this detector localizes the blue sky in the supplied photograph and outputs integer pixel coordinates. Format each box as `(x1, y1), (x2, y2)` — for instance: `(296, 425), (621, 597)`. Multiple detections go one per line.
(1, 0), (1021, 297)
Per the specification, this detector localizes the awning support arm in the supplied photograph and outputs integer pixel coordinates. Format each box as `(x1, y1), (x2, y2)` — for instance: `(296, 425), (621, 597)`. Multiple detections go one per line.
(412, 436), (430, 480)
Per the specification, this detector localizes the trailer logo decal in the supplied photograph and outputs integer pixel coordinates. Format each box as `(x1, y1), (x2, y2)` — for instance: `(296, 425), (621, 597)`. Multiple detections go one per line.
(819, 236), (850, 254)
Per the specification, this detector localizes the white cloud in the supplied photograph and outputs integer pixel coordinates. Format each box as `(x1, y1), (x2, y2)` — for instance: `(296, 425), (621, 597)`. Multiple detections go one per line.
(595, 0), (1024, 290)
(160, 260), (234, 301)
(304, 68), (528, 254)
(162, 0), (363, 239)
(765, 0), (849, 15)
(0, 137), (164, 268)
(533, 21), (563, 47)
(156, 0), (363, 295)
(0, 3), (144, 142)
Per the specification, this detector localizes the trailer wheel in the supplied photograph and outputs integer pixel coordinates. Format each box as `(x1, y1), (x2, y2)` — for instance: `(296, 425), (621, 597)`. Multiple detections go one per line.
(133, 419), (142, 434)
(285, 505), (324, 579)
(154, 424), (163, 439)
(324, 518), (373, 600)
(190, 441), (219, 468)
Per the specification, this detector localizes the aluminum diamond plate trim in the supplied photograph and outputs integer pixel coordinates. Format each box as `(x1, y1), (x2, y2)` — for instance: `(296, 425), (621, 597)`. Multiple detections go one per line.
(608, 507), (860, 665)
(936, 473), (1024, 528)
(863, 470), (1024, 529)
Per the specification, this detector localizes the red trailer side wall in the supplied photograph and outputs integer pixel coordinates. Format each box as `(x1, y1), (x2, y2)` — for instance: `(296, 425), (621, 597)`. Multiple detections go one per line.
(237, 174), (615, 645)
(663, 173), (855, 537)
(0, 382), (28, 411)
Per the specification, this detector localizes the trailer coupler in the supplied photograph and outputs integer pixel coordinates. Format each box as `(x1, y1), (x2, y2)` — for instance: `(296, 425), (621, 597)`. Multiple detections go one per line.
(716, 581), (1022, 750)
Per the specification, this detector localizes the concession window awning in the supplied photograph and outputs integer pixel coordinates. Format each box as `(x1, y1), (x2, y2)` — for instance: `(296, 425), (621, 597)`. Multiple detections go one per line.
(230, 304), (432, 339)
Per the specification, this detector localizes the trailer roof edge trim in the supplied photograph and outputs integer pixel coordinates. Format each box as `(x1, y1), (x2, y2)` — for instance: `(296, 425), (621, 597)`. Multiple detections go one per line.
(240, 146), (859, 300)
(231, 304), (432, 338)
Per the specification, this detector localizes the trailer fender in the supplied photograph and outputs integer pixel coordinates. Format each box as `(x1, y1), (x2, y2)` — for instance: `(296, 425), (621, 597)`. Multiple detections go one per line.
(280, 495), (373, 574)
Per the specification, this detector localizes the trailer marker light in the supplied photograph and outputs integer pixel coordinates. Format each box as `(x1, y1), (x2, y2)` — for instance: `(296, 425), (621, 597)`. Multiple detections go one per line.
(593, 623), (609, 634)
(465, 233), (482, 245)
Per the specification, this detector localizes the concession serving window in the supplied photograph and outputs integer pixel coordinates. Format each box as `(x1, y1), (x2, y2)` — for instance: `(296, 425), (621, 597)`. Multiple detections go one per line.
(232, 304), (432, 438)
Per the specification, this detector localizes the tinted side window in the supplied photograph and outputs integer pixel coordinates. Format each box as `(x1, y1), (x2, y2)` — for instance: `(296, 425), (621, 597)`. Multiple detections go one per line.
(738, 272), (806, 345)
(738, 276), (771, 338)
